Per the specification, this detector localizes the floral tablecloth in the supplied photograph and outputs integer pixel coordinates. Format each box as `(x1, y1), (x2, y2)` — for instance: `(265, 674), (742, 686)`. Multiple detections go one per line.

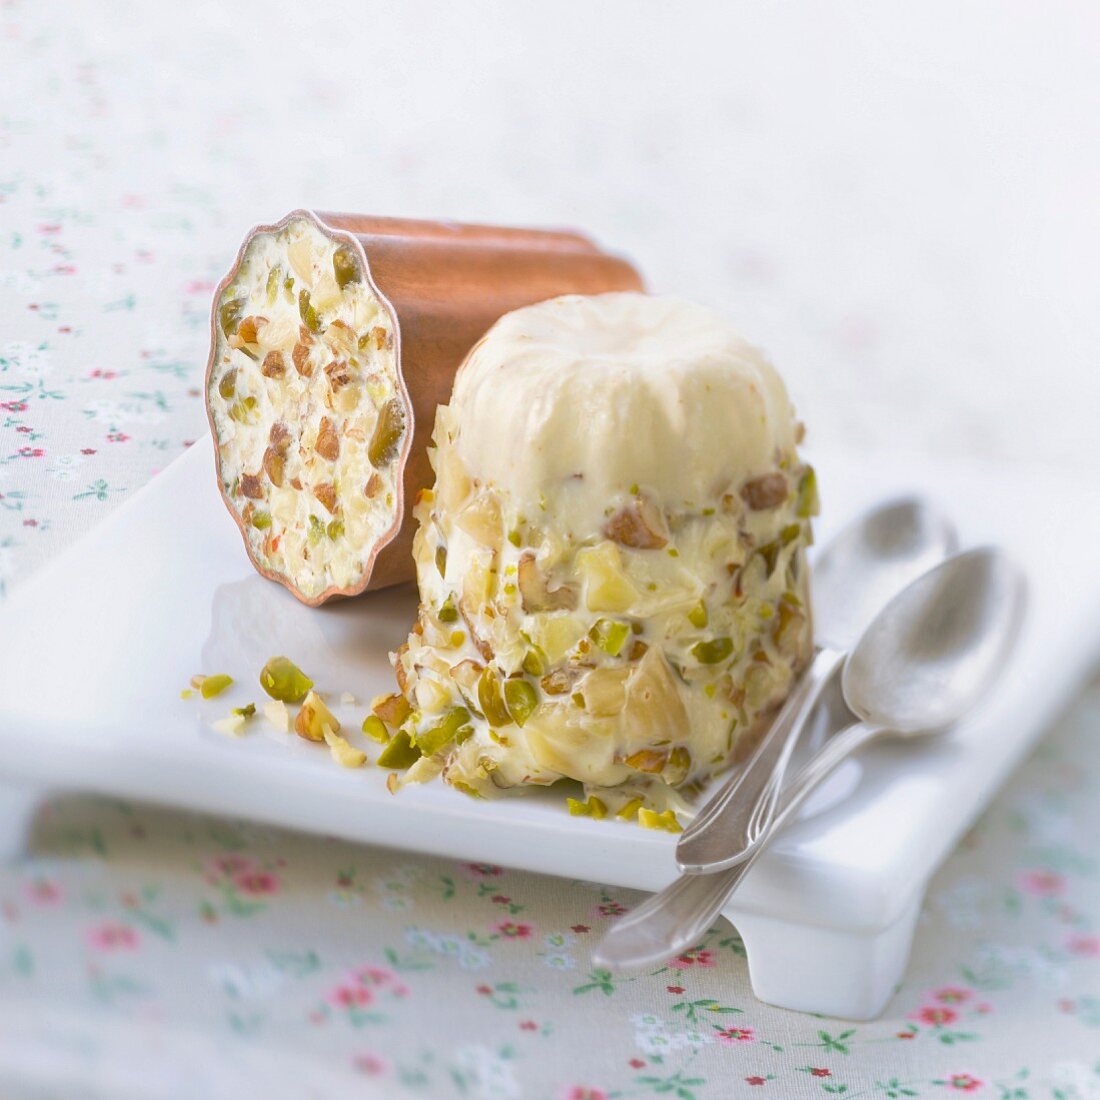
(2, 1), (1098, 1096)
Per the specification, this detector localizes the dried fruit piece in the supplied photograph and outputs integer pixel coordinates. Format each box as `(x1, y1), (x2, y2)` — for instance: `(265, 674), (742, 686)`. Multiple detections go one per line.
(332, 244), (360, 288)
(741, 472), (788, 511)
(292, 341), (312, 376)
(316, 416), (340, 461)
(218, 369), (237, 400)
(295, 690), (339, 742)
(368, 398), (405, 467)
(262, 446), (285, 487)
(239, 474), (264, 499)
(259, 656), (314, 703)
(603, 495), (668, 549)
(261, 350), (286, 378)
(372, 693), (411, 727)
(517, 554), (577, 612)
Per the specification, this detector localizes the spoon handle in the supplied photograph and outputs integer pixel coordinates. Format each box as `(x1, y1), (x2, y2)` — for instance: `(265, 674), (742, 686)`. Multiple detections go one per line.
(593, 719), (887, 971)
(676, 645), (846, 873)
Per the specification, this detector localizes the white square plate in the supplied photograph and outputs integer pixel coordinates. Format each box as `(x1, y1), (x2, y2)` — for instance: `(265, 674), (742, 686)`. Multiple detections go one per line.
(1, 436), (1097, 1019)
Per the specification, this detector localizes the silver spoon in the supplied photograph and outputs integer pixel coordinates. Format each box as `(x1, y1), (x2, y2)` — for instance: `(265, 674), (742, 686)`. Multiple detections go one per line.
(677, 497), (958, 873)
(593, 548), (1026, 971)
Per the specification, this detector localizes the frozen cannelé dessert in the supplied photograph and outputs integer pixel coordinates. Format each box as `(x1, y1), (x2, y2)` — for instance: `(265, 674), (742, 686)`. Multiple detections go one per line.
(384, 293), (817, 818)
(206, 211), (642, 605)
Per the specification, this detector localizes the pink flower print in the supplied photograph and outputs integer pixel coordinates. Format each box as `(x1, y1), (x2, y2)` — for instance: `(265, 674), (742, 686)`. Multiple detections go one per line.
(519, 1019), (538, 1031)
(494, 920), (534, 939)
(204, 854), (255, 879)
(89, 369), (118, 380)
(465, 862), (503, 878)
(597, 900), (627, 918)
(809, 1068), (831, 1078)
(571, 924), (590, 934)
(16, 425), (31, 433)
(18, 447), (44, 458)
(106, 432), (130, 443)
(1067, 933), (1100, 957)
(233, 870), (280, 896)
(745, 1077), (768, 1087)
(1018, 869), (1065, 897)
(671, 947), (715, 968)
(944, 1075), (983, 1092)
(628, 1059), (646, 1069)
(353, 1054), (386, 1076)
(1, 401), (27, 412)
(81, 447), (96, 455)
(86, 921), (139, 952)
(666, 985), (685, 994)
(912, 1005), (958, 1027)
(563, 1089), (607, 1100)
(354, 966), (396, 987)
(716, 1027), (755, 1044)
(328, 983), (373, 1009)
(933, 986), (973, 1004)
(24, 879), (62, 906)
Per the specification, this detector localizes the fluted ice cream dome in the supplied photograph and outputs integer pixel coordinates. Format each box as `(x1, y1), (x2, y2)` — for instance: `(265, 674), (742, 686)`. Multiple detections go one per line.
(391, 293), (817, 819)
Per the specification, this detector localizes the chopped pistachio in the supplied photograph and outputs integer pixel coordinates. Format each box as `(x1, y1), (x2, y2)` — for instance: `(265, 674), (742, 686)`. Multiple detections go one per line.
(368, 398), (405, 467)
(435, 545), (447, 577)
(298, 288), (320, 333)
(308, 514), (325, 545)
(232, 703), (256, 718)
(571, 691), (586, 708)
(332, 244), (360, 288)
(200, 673), (233, 699)
(638, 808), (682, 833)
(795, 465), (819, 519)
(377, 729), (422, 769)
(567, 795), (608, 819)
(179, 689), (194, 700)
(265, 266), (281, 304)
(361, 715), (391, 744)
(414, 706), (472, 756)
(259, 656), (314, 704)
(521, 646), (548, 678)
(691, 637), (734, 665)
(326, 518), (345, 540)
(503, 679), (538, 727)
(477, 668), (513, 727)
(251, 510), (272, 530)
(507, 529), (522, 547)
(219, 296), (245, 338)
(589, 618), (630, 657)
(688, 600), (708, 629)
(438, 594), (459, 623)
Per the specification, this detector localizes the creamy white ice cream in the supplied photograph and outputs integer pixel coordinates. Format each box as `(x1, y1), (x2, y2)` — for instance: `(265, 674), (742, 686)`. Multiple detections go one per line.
(388, 293), (816, 821)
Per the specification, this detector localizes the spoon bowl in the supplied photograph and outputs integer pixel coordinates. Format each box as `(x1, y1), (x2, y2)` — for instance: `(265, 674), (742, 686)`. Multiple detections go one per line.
(843, 547), (1027, 734)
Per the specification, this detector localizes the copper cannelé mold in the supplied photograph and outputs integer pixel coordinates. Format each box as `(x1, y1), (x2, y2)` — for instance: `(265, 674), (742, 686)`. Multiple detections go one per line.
(204, 209), (644, 606)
